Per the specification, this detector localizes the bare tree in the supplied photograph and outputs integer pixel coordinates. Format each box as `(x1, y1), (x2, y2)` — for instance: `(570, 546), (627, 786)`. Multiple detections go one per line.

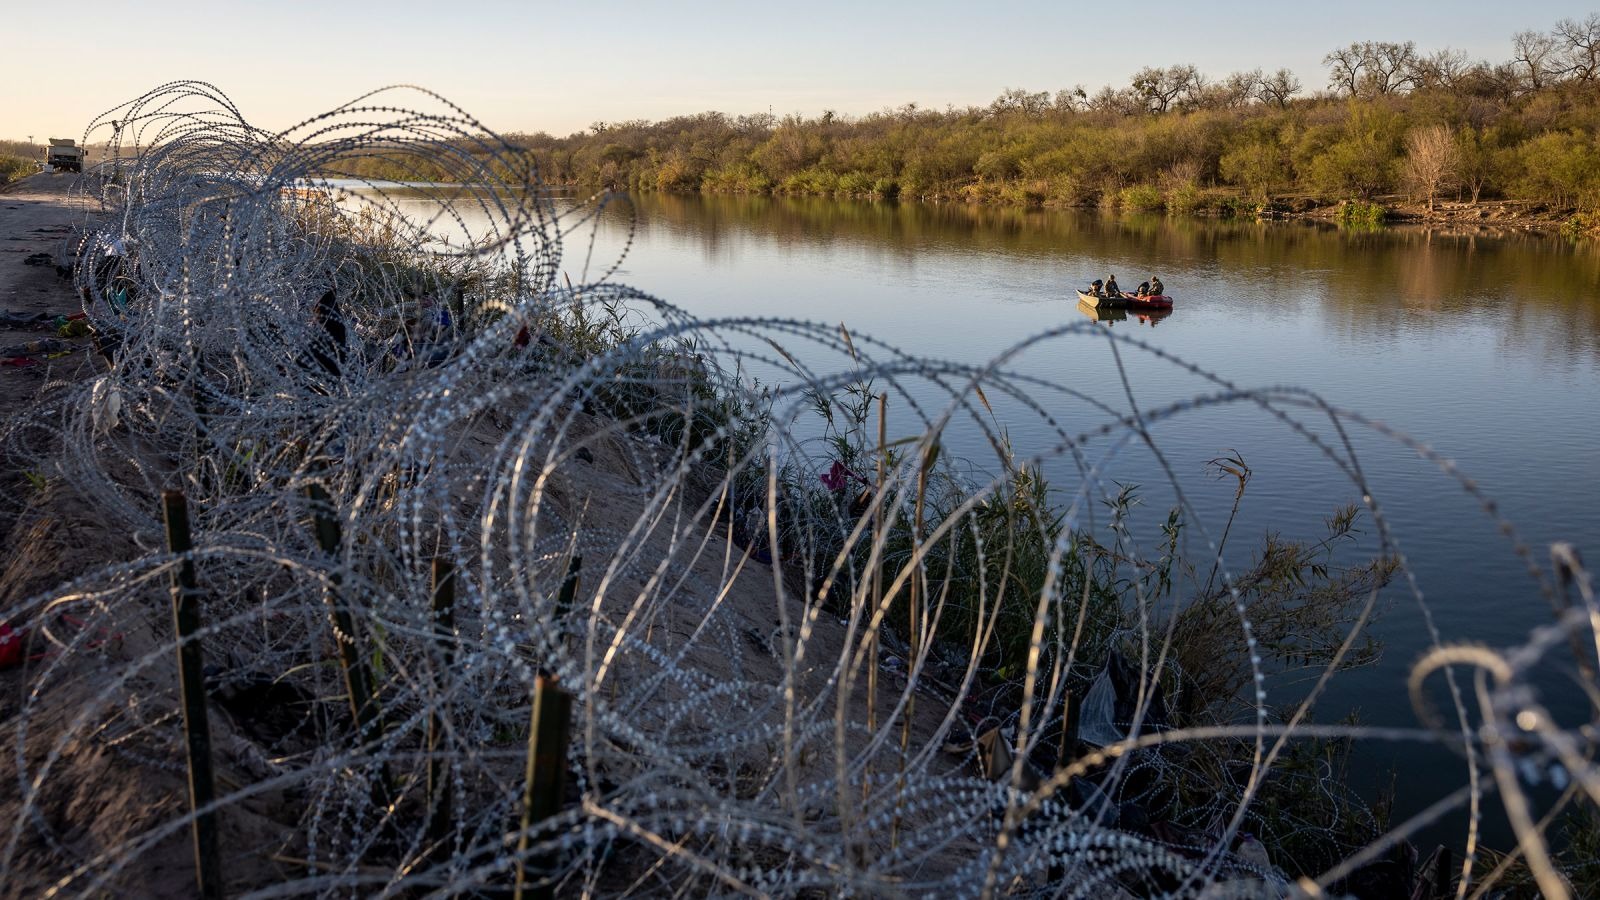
(1511, 29), (1560, 91)
(1178, 68), (1211, 109)
(1453, 61), (1521, 102)
(1130, 66), (1176, 112)
(1054, 86), (1089, 113)
(1555, 14), (1600, 82)
(989, 87), (1053, 117)
(1323, 44), (1367, 96)
(1088, 85), (1141, 116)
(1413, 48), (1471, 91)
(1130, 65), (1203, 113)
(1211, 70), (1264, 109)
(1362, 41), (1421, 95)
(1323, 41), (1420, 97)
(1402, 124), (1458, 212)
(735, 112), (776, 133)
(1255, 68), (1302, 107)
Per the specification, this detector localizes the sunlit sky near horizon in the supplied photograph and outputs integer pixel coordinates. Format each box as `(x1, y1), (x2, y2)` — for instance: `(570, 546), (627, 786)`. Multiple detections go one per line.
(3, 0), (1595, 142)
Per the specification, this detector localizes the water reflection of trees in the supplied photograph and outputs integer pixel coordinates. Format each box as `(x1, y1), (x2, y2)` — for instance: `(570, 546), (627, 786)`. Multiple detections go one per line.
(616, 193), (1600, 362)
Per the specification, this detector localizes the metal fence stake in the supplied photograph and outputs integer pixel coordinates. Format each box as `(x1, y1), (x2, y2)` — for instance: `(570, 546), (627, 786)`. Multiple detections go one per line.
(513, 676), (573, 900)
(163, 489), (225, 900)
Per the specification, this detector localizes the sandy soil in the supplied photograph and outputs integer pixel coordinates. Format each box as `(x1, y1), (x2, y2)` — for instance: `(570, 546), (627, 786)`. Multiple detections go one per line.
(0, 173), (236, 899)
(0, 173), (103, 423)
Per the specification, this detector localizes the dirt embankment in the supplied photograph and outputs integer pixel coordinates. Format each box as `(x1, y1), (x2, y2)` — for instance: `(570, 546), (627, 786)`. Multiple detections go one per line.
(1291, 196), (1581, 234)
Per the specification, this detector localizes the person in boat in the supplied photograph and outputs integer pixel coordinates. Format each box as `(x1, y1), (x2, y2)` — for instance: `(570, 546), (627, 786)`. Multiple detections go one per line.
(1135, 280), (1151, 297)
(1089, 278), (1104, 296)
(1104, 275), (1121, 297)
(1149, 275), (1164, 296)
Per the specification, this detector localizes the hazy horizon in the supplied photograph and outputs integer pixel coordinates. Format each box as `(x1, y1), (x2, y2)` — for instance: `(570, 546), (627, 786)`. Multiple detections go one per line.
(4, 0), (1595, 141)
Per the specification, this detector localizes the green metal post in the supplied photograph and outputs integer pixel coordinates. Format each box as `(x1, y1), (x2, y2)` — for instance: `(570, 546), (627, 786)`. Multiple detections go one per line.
(427, 557), (456, 856)
(163, 490), (225, 900)
(513, 676), (572, 900)
(306, 483), (382, 741)
(555, 555), (581, 619)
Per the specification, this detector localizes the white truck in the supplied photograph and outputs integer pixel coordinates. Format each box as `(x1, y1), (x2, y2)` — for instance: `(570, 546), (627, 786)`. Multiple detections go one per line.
(45, 138), (85, 173)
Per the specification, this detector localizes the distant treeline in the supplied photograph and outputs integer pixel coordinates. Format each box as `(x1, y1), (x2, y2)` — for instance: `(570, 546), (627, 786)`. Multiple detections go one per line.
(14, 18), (1600, 220)
(400, 16), (1592, 221)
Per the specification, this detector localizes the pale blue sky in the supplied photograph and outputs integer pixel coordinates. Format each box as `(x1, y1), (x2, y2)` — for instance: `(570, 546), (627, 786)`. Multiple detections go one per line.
(3, 1), (1593, 141)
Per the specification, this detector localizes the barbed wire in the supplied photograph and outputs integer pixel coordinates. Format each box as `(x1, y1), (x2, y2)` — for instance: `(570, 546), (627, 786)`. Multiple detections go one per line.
(0, 81), (1593, 898)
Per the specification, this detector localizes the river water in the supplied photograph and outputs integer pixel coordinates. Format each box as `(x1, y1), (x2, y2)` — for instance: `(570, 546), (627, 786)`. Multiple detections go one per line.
(389, 188), (1600, 850)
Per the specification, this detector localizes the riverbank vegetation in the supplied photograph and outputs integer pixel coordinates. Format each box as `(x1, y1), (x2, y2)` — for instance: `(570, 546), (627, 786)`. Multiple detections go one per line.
(0, 156), (31, 187)
(428, 16), (1600, 233)
(0, 139), (35, 187)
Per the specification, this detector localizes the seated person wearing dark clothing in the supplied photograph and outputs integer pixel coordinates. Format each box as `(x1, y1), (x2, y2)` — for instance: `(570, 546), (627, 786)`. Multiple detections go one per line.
(1090, 279), (1104, 296)
(1105, 275), (1120, 296)
(1135, 281), (1151, 296)
(1149, 276), (1164, 296)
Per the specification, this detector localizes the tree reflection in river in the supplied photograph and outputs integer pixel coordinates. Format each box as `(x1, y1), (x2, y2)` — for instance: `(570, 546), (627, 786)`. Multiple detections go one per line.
(605, 191), (1600, 364)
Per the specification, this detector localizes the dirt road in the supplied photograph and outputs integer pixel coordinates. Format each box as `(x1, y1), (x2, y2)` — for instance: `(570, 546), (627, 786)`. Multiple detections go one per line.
(0, 172), (102, 423)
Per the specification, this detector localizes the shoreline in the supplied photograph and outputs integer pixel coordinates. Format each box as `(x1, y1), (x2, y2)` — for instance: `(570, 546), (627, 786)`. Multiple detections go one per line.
(580, 182), (1591, 237)
(294, 173), (1589, 237)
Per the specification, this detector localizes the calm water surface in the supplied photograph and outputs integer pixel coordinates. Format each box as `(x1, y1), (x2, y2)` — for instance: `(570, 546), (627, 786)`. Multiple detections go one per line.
(402, 189), (1600, 848)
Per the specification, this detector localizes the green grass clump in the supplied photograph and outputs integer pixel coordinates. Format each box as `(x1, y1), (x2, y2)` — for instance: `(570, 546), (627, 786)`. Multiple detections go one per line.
(1334, 200), (1387, 229)
(1212, 194), (1261, 219)
(1560, 212), (1600, 240)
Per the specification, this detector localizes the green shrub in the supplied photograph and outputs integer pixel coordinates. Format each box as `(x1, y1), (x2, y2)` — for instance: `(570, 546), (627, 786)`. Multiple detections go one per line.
(702, 164), (771, 193)
(1165, 182), (1204, 214)
(836, 170), (874, 196)
(1044, 174), (1089, 207)
(1560, 213), (1599, 240)
(1514, 131), (1599, 208)
(1219, 141), (1287, 200)
(0, 155), (33, 187)
(779, 168), (841, 194)
(1308, 105), (1405, 199)
(1118, 183), (1165, 211)
(653, 157), (699, 191)
(1334, 200), (1387, 229)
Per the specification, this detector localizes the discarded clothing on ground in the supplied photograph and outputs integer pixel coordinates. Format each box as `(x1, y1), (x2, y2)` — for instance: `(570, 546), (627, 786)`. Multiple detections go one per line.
(0, 309), (53, 328)
(0, 338), (69, 357)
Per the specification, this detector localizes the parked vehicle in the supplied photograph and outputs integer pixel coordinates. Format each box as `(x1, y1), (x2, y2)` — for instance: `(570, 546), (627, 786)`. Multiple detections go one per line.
(45, 139), (84, 173)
